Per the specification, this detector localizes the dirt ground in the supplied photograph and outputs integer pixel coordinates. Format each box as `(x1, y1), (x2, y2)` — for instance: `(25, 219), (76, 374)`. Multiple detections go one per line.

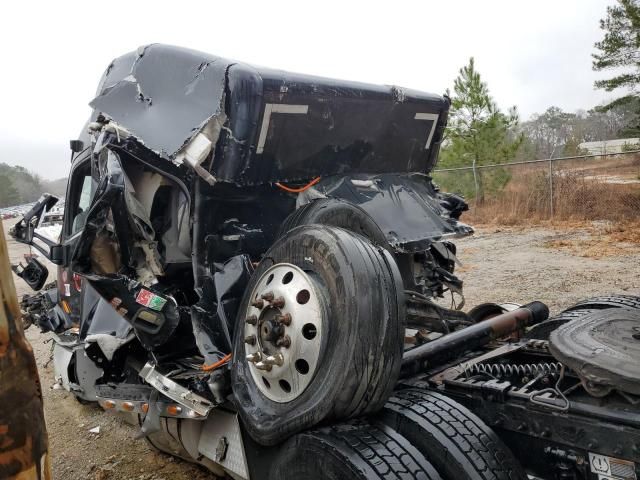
(4, 218), (640, 480)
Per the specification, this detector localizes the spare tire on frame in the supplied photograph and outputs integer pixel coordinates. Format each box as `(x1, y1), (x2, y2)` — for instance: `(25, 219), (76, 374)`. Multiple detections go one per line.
(231, 225), (405, 445)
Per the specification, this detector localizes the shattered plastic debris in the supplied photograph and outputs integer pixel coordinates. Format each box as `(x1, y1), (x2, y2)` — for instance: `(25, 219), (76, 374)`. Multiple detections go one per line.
(89, 426), (101, 434)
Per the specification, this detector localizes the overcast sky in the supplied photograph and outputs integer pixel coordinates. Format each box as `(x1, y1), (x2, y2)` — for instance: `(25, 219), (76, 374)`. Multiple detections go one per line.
(0, 0), (620, 179)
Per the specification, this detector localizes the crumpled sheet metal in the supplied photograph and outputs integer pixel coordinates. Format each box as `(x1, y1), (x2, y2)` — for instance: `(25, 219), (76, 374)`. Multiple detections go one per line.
(91, 44), (229, 160)
(312, 174), (474, 252)
(191, 254), (254, 363)
(79, 282), (132, 341)
(70, 149), (181, 350)
(90, 44), (451, 186)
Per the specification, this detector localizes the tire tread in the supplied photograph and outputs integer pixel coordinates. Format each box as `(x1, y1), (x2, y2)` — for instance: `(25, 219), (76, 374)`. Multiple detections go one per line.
(381, 389), (526, 480)
(287, 421), (442, 480)
(524, 308), (600, 340)
(566, 294), (640, 311)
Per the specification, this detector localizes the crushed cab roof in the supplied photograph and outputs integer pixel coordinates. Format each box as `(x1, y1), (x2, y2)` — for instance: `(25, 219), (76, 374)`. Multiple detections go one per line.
(90, 44), (450, 185)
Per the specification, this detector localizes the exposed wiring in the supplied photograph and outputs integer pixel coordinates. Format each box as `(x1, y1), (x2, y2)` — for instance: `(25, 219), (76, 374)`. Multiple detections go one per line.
(202, 353), (232, 372)
(275, 177), (321, 193)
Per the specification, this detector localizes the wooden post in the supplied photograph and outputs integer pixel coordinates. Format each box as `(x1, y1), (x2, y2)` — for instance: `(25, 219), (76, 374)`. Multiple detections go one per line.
(0, 221), (52, 480)
(549, 158), (554, 218)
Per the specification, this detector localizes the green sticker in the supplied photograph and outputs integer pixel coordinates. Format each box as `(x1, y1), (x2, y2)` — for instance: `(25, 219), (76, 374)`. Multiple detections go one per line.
(148, 295), (167, 311)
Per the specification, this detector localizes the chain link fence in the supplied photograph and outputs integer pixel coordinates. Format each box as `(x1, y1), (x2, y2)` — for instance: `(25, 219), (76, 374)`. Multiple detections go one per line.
(432, 151), (640, 223)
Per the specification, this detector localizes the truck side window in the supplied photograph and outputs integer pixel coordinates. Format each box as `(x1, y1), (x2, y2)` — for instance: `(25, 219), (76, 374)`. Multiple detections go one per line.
(68, 164), (95, 236)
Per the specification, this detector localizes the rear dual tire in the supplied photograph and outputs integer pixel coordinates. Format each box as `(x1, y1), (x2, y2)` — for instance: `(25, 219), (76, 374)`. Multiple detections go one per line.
(379, 389), (527, 480)
(269, 420), (442, 480)
(565, 294), (640, 312)
(526, 294), (640, 340)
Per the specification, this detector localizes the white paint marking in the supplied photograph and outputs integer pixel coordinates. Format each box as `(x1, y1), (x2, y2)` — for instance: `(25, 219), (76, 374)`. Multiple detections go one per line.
(257, 104), (309, 154)
(414, 112), (440, 150)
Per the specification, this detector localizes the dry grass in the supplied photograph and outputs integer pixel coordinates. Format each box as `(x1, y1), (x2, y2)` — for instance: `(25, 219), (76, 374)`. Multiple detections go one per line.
(543, 238), (640, 258)
(542, 238), (638, 258)
(464, 164), (640, 226)
(540, 221), (640, 258)
(444, 155), (640, 258)
(605, 221), (640, 243)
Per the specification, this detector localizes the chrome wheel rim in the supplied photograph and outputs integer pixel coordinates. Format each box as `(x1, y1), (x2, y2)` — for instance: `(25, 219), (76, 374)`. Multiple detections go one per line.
(243, 263), (324, 403)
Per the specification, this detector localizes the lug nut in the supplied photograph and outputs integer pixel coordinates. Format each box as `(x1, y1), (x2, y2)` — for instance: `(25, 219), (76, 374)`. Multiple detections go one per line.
(251, 299), (265, 309)
(272, 296), (285, 308)
(246, 315), (258, 325)
(263, 353), (284, 366)
(261, 291), (274, 301)
(244, 335), (256, 346)
(276, 335), (291, 348)
(246, 352), (262, 363)
(255, 361), (272, 371)
(276, 313), (292, 326)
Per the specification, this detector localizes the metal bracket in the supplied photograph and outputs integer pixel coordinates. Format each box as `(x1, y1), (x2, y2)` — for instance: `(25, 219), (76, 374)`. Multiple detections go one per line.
(139, 362), (214, 417)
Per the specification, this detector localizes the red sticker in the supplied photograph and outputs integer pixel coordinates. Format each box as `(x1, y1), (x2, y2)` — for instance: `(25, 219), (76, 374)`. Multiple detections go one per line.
(136, 289), (153, 307)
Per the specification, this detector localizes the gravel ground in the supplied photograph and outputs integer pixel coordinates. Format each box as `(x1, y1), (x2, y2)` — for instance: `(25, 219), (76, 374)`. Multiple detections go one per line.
(457, 224), (640, 312)
(4, 218), (639, 479)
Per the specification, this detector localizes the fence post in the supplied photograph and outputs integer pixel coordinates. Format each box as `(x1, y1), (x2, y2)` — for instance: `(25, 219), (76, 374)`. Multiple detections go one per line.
(549, 158), (554, 218)
(472, 157), (479, 203)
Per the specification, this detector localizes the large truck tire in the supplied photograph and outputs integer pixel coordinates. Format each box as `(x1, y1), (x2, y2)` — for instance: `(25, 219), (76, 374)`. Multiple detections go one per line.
(278, 198), (390, 249)
(268, 420), (443, 480)
(526, 295), (640, 341)
(378, 389), (527, 480)
(564, 294), (640, 312)
(232, 225), (405, 445)
(524, 308), (600, 341)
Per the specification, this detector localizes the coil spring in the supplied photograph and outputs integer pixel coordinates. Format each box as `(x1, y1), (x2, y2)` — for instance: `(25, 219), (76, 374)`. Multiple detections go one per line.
(460, 362), (563, 378)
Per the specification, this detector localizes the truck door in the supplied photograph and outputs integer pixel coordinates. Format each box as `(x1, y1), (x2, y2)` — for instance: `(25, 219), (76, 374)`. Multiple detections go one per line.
(57, 156), (96, 324)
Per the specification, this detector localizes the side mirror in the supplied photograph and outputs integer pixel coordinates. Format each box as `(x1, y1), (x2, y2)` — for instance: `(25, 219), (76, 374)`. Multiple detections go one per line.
(11, 257), (49, 291)
(11, 193), (59, 244)
(11, 194), (65, 264)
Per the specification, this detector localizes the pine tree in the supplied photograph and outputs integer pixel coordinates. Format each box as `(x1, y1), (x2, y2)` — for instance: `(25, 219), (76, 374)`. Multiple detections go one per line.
(593, 0), (640, 92)
(592, 0), (640, 135)
(440, 58), (522, 202)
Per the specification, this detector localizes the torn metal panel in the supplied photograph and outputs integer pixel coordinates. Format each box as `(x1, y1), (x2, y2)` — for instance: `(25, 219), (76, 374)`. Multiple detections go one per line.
(312, 173), (474, 252)
(69, 148), (185, 349)
(85, 332), (135, 361)
(78, 281), (132, 340)
(89, 44), (450, 185)
(191, 255), (253, 364)
(91, 45), (229, 160)
(213, 254), (253, 342)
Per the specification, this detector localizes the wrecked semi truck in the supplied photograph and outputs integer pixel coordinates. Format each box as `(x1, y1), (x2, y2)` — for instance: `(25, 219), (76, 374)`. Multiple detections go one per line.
(10, 44), (640, 480)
